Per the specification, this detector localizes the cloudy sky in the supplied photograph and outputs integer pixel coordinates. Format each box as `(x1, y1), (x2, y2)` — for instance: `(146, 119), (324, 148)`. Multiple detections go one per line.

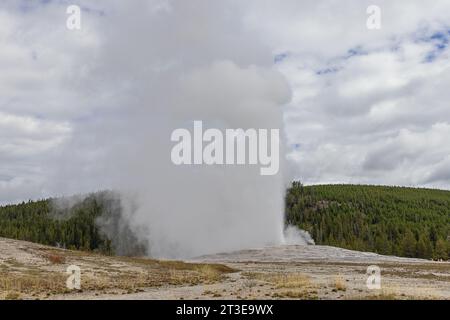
(1, 0), (450, 204)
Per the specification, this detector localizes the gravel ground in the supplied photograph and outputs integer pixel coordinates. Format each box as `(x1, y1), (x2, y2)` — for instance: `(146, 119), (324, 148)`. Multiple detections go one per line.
(1, 238), (448, 300)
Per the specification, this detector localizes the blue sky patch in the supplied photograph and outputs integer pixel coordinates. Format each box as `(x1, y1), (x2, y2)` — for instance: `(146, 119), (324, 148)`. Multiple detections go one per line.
(417, 29), (450, 62)
(274, 52), (289, 64)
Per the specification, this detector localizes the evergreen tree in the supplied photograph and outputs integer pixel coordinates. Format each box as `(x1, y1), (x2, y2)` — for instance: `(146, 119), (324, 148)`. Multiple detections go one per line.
(285, 182), (450, 259)
(434, 239), (448, 260)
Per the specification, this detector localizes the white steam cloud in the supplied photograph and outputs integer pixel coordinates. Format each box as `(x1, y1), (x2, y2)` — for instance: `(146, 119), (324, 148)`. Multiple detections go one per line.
(6, 0), (292, 258)
(283, 226), (315, 246)
(93, 2), (292, 258)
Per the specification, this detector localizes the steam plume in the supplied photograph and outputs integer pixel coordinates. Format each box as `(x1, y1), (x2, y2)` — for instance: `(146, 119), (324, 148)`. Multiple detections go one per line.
(51, 1), (292, 258)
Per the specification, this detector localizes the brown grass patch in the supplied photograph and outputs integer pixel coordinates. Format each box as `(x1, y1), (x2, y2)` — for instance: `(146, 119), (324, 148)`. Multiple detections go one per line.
(245, 272), (318, 299)
(46, 254), (66, 264)
(5, 292), (21, 300)
(274, 290), (318, 299)
(0, 271), (67, 298)
(364, 292), (398, 300)
(333, 276), (347, 291)
(244, 272), (312, 289)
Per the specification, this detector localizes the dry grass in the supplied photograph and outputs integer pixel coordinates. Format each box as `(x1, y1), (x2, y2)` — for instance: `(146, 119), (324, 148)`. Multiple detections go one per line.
(0, 245), (236, 299)
(364, 292), (399, 300)
(274, 290), (318, 299)
(0, 271), (67, 298)
(245, 272), (311, 289)
(5, 292), (21, 300)
(78, 264), (230, 293)
(382, 269), (450, 282)
(347, 287), (402, 300)
(361, 286), (443, 300)
(333, 276), (347, 291)
(272, 274), (312, 289)
(202, 290), (222, 297)
(194, 265), (223, 283)
(244, 272), (318, 299)
(46, 254), (66, 265)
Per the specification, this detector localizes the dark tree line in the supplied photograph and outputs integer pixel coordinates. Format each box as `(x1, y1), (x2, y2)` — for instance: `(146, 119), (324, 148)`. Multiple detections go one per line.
(286, 182), (450, 260)
(0, 191), (146, 256)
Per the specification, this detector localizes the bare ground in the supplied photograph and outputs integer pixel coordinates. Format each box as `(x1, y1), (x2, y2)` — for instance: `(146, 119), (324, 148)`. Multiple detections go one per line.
(0, 237), (448, 300)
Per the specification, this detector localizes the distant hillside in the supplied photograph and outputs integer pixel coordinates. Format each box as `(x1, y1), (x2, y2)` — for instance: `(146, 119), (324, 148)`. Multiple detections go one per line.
(2, 185), (449, 260)
(286, 183), (450, 260)
(0, 191), (146, 256)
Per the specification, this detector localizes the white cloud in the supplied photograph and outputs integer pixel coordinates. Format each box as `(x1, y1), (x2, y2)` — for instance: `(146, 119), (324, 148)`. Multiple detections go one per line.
(283, 36), (450, 187)
(247, 1), (450, 189)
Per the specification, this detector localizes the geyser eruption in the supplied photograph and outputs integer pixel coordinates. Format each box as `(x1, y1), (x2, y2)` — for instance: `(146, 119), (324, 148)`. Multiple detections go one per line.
(119, 62), (291, 259)
(283, 226), (315, 246)
(44, 1), (292, 258)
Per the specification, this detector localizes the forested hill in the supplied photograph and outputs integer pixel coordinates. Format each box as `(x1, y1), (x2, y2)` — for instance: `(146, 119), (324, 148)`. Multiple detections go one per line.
(0, 192), (146, 256)
(2, 185), (449, 260)
(286, 183), (450, 260)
